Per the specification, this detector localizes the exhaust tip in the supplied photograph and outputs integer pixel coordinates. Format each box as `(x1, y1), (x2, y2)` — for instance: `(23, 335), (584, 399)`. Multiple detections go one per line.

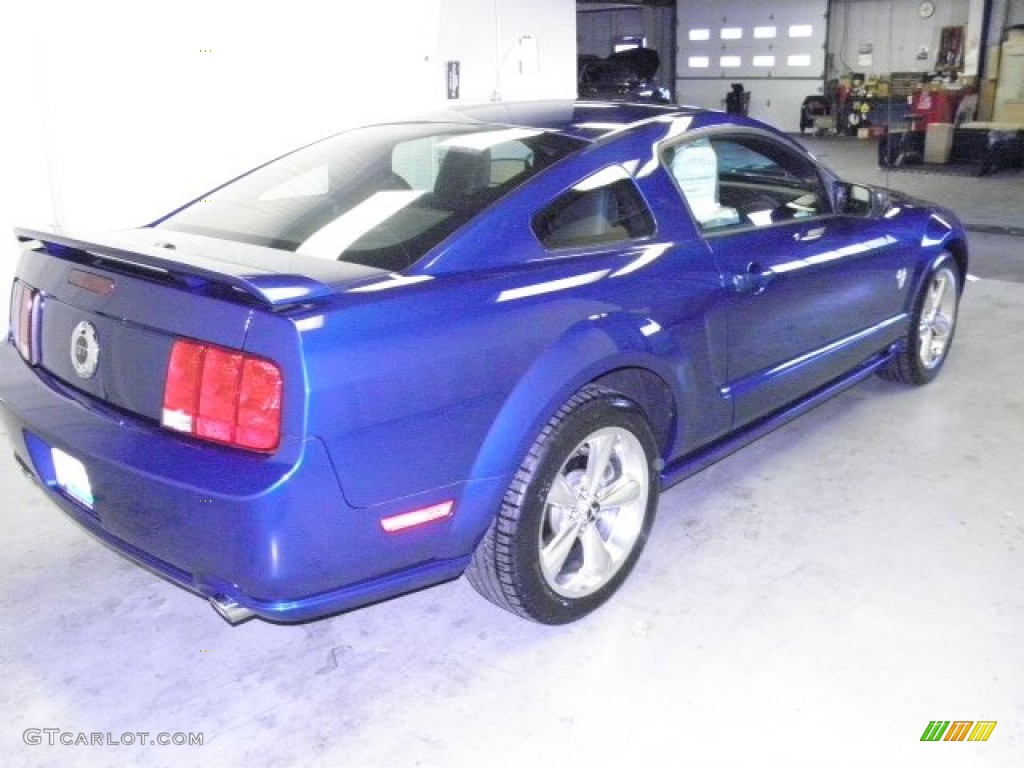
(209, 595), (256, 625)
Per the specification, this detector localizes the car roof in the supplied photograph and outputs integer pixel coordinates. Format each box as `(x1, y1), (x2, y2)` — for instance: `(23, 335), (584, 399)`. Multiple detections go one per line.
(427, 99), (711, 141)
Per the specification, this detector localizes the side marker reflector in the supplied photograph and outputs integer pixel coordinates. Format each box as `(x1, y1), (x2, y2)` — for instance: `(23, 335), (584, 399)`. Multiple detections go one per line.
(380, 501), (455, 533)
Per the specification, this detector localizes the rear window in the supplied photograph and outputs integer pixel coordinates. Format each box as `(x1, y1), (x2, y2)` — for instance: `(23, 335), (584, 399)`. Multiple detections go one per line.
(157, 124), (584, 271)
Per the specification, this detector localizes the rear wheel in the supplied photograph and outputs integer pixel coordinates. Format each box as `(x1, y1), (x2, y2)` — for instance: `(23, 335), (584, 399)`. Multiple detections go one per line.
(879, 253), (961, 385)
(466, 386), (659, 624)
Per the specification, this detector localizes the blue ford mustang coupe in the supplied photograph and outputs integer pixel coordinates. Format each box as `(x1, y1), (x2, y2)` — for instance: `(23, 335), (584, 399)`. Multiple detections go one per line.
(2, 102), (966, 625)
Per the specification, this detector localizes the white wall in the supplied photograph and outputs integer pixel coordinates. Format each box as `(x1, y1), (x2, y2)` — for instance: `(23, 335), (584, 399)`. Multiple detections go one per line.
(0, 0), (576, 329)
(983, 0), (1024, 47)
(828, 0), (971, 78)
(439, 0), (576, 103)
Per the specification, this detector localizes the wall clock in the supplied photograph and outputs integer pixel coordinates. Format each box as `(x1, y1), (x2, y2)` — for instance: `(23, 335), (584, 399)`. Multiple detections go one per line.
(919, 2), (935, 19)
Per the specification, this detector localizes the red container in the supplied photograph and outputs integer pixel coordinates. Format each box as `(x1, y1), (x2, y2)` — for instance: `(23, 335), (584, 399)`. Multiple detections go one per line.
(911, 89), (957, 127)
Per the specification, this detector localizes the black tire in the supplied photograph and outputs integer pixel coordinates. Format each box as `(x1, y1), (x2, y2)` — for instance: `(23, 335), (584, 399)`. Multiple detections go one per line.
(879, 253), (961, 385)
(466, 386), (659, 624)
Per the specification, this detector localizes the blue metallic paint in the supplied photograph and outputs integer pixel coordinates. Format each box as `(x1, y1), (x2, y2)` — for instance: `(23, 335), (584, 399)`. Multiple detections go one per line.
(0, 102), (968, 622)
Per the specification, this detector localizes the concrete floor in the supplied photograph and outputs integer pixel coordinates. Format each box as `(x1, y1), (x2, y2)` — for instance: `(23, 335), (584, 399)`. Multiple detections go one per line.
(2, 137), (1022, 768)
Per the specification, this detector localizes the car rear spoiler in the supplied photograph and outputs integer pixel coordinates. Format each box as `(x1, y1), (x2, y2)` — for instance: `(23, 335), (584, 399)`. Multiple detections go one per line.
(14, 227), (334, 308)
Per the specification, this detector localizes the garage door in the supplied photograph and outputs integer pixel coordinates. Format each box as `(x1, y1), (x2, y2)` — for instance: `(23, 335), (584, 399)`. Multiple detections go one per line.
(675, 0), (828, 130)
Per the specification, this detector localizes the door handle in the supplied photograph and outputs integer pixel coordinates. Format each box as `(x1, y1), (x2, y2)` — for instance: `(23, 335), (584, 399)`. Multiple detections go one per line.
(731, 262), (774, 294)
(793, 226), (826, 242)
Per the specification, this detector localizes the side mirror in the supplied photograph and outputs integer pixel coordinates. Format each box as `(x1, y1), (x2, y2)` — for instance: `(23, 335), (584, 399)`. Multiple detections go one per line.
(837, 182), (876, 216)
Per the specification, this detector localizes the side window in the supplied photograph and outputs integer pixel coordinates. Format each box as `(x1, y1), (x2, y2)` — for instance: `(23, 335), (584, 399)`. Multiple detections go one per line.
(664, 134), (831, 233)
(532, 166), (655, 249)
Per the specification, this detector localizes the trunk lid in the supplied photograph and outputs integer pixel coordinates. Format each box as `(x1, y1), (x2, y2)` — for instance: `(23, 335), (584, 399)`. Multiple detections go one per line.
(12, 226), (379, 434)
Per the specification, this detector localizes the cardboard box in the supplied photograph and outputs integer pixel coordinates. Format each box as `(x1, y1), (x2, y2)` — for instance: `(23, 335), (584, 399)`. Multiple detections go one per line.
(814, 115), (836, 133)
(995, 100), (1024, 123)
(924, 122), (955, 163)
(978, 80), (997, 121)
(986, 46), (1002, 79)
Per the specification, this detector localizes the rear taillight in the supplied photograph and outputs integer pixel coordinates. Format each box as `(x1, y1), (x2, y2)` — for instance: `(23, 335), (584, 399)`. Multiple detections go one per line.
(11, 280), (40, 364)
(162, 339), (283, 453)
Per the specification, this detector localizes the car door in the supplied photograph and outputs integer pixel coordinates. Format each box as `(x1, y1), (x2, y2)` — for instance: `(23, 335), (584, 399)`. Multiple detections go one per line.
(664, 131), (915, 426)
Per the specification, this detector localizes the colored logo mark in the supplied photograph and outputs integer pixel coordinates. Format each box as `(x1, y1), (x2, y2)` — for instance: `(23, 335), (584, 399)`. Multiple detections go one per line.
(921, 720), (997, 742)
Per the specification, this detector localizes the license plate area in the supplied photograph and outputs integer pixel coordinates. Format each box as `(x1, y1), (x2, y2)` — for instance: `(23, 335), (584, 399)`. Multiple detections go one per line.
(51, 447), (95, 510)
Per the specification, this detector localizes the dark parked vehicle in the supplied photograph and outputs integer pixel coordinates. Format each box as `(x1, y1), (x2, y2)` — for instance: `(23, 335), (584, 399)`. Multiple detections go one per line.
(1, 101), (966, 625)
(578, 48), (671, 103)
(800, 94), (831, 133)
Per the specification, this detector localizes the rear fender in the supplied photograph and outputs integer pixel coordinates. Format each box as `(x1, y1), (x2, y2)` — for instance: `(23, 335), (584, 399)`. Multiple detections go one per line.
(469, 313), (673, 479)
(443, 311), (692, 556)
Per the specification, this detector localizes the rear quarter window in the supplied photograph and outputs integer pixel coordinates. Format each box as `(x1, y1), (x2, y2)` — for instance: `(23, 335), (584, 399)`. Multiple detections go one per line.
(532, 167), (655, 250)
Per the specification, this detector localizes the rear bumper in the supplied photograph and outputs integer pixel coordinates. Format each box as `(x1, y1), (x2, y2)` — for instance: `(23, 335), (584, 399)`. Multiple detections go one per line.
(0, 342), (483, 622)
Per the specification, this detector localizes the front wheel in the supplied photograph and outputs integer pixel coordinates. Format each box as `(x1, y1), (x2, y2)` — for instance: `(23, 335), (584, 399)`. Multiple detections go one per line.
(879, 253), (961, 385)
(466, 386), (659, 624)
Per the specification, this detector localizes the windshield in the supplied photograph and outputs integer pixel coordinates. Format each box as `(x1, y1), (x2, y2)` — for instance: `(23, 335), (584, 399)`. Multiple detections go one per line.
(156, 123), (584, 271)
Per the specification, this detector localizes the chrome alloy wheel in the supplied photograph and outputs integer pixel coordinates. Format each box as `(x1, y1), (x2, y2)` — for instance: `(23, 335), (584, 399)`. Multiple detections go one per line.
(538, 426), (650, 598)
(918, 265), (958, 369)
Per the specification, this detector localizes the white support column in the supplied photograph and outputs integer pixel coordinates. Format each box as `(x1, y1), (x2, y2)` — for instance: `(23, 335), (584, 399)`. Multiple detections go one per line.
(964, 0), (989, 76)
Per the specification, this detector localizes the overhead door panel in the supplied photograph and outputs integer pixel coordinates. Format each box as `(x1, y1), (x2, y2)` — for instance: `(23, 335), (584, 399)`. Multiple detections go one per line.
(676, 0), (828, 129)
